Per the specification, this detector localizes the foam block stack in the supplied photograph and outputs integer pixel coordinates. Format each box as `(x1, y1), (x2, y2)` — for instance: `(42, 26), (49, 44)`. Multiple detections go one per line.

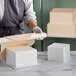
(47, 8), (76, 37)
(6, 46), (38, 69)
(48, 43), (70, 62)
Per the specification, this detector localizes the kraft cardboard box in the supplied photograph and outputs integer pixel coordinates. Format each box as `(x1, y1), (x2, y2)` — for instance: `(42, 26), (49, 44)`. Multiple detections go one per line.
(47, 23), (76, 37)
(50, 8), (76, 24)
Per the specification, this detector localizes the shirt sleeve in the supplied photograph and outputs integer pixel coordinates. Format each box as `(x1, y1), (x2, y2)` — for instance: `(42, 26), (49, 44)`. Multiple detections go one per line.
(0, 0), (4, 21)
(23, 0), (37, 25)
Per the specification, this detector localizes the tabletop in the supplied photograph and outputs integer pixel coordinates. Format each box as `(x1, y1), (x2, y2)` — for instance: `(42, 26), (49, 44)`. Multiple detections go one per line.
(0, 51), (76, 76)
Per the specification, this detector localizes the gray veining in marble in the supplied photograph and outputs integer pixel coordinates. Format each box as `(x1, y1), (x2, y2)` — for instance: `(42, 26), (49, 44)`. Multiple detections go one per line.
(0, 51), (76, 76)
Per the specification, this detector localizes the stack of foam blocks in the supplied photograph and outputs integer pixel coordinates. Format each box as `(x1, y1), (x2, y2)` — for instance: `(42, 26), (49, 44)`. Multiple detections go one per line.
(47, 8), (76, 37)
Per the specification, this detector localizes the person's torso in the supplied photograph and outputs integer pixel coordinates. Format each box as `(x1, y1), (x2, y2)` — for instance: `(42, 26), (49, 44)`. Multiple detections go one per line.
(0, 0), (25, 27)
(0, 0), (25, 37)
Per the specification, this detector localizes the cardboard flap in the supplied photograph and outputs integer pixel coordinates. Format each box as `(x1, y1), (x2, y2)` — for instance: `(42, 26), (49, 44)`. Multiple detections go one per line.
(5, 33), (35, 41)
(5, 33), (47, 41)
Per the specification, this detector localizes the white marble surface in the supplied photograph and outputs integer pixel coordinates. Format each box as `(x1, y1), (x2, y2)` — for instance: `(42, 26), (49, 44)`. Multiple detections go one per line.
(0, 51), (76, 76)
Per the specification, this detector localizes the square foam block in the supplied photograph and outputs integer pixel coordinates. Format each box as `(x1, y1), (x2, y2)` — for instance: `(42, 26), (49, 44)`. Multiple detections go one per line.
(47, 23), (76, 37)
(6, 46), (38, 69)
(50, 8), (75, 24)
(48, 43), (70, 62)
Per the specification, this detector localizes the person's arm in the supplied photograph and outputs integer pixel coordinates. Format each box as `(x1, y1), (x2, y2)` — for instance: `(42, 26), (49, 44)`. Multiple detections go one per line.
(27, 21), (37, 30)
(23, 0), (43, 33)
(27, 21), (43, 33)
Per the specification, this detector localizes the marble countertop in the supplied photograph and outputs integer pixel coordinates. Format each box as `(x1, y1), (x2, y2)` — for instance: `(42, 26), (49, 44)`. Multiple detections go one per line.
(0, 51), (76, 76)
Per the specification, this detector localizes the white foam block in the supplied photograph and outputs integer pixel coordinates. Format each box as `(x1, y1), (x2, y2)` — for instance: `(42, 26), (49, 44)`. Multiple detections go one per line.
(48, 43), (70, 62)
(6, 46), (38, 69)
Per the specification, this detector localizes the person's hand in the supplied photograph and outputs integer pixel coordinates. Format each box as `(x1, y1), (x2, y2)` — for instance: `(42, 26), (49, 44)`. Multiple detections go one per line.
(33, 26), (43, 33)
(33, 26), (46, 40)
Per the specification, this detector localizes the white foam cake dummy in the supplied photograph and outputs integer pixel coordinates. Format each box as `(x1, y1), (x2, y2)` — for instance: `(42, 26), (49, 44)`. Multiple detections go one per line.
(0, 33), (47, 61)
(6, 46), (38, 68)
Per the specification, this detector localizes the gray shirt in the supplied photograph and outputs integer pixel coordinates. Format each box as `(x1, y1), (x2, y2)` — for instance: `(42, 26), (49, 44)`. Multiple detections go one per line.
(0, 0), (37, 25)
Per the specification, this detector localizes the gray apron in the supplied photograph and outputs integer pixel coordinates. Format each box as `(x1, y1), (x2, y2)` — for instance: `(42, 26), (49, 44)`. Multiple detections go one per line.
(0, 0), (25, 37)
